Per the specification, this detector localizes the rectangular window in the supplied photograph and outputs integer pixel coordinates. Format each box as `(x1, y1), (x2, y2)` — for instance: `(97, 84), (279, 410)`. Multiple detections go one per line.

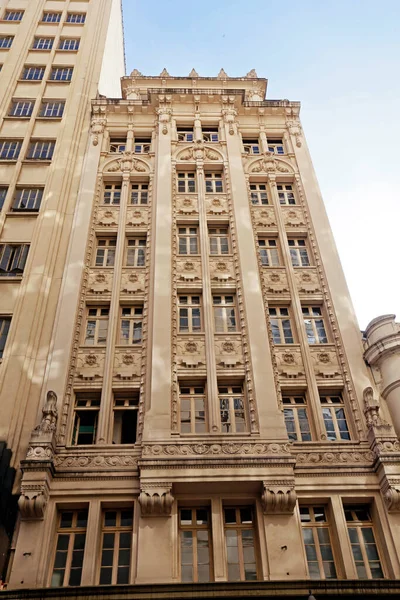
(267, 138), (285, 154)
(177, 172), (196, 193)
(269, 307), (294, 344)
(209, 227), (230, 254)
(126, 238), (146, 267)
(250, 183), (268, 205)
(104, 184), (121, 205)
(243, 139), (260, 155)
(50, 509), (88, 587)
(180, 386), (206, 434)
(202, 127), (219, 143)
(283, 394), (311, 441)
(66, 13), (86, 24)
(0, 317), (11, 359)
(302, 306), (328, 344)
(120, 306), (143, 345)
(50, 67), (73, 81)
(320, 394), (350, 441)
(277, 183), (296, 205)
(0, 187), (7, 211)
(84, 307), (109, 345)
(179, 295), (202, 333)
(12, 188), (43, 212)
(41, 12), (61, 23)
(300, 506), (337, 579)
(27, 140), (55, 161)
(345, 506), (383, 579)
(40, 101), (65, 118)
(224, 507), (257, 580)
(8, 100), (33, 117)
(72, 394), (100, 445)
(32, 37), (53, 50)
(95, 238), (116, 267)
(99, 509), (133, 585)
(258, 238), (279, 266)
(180, 508), (212, 582)
(4, 11), (23, 21)
(59, 38), (80, 51)
(205, 172), (223, 193)
(178, 226), (198, 255)
(109, 139), (126, 153)
(0, 140), (22, 160)
(0, 244), (29, 277)
(22, 66), (45, 80)
(219, 385), (247, 433)
(0, 37), (13, 49)
(288, 239), (310, 267)
(213, 295), (237, 333)
(112, 394), (138, 444)
(134, 138), (151, 154)
(130, 183), (148, 205)
(177, 127), (194, 142)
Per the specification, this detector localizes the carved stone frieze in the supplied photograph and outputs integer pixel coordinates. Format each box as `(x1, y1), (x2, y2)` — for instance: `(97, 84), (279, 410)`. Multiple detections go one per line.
(142, 442), (291, 457)
(88, 270), (113, 295)
(262, 269), (290, 295)
(282, 207), (306, 228)
(250, 156), (291, 174)
(275, 347), (305, 379)
(309, 346), (341, 379)
(205, 195), (229, 216)
(176, 258), (202, 282)
(176, 337), (206, 369)
(54, 454), (139, 470)
(261, 480), (297, 514)
(176, 196), (198, 215)
(120, 270), (145, 295)
(296, 450), (375, 465)
(294, 269), (321, 295)
(106, 153), (148, 174)
(209, 257), (235, 283)
(126, 207), (148, 228)
(176, 142), (221, 162)
(215, 336), (244, 369)
(251, 206), (277, 228)
(139, 484), (174, 517)
(113, 349), (141, 380)
(96, 208), (119, 228)
(75, 350), (105, 381)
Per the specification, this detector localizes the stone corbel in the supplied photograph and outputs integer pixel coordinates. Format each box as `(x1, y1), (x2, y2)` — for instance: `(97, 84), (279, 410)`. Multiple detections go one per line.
(18, 481), (49, 520)
(381, 478), (400, 513)
(261, 480), (297, 514)
(139, 483), (174, 517)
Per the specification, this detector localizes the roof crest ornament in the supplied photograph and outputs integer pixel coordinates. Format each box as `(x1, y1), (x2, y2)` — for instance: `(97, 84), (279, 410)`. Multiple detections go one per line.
(246, 69), (258, 78)
(217, 68), (229, 79)
(160, 68), (170, 77)
(130, 68), (143, 76)
(188, 68), (199, 77)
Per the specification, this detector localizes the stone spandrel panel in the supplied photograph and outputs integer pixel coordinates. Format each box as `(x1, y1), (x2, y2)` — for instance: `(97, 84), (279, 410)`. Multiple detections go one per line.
(215, 335), (244, 370)
(75, 349), (106, 382)
(294, 268), (322, 296)
(275, 346), (306, 381)
(176, 336), (206, 370)
(126, 206), (149, 228)
(113, 348), (141, 381)
(310, 345), (342, 381)
(120, 268), (146, 295)
(261, 268), (290, 296)
(251, 206), (277, 229)
(205, 195), (229, 217)
(281, 206), (307, 229)
(176, 257), (202, 283)
(87, 269), (113, 296)
(209, 257), (235, 284)
(95, 207), (120, 228)
(176, 195), (198, 216)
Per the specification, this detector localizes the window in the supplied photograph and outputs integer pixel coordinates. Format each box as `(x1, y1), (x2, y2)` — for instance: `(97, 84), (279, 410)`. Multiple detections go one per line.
(4, 11), (23, 21)
(22, 66), (45, 81)
(59, 38), (80, 51)
(12, 188), (43, 212)
(277, 183), (296, 205)
(50, 509), (88, 587)
(180, 508), (212, 582)
(269, 307), (294, 344)
(26, 140), (55, 160)
(109, 139), (126, 153)
(219, 385), (247, 433)
(179, 295), (202, 333)
(300, 506), (337, 579)
(180, 386), (206, 433)
(40, 101), (65, 118)
(0, 37), (13, 49)
(267, 138), (285, 154)
(134, 138), (151, 154)
(258, 239), (279, 266)
(84, 307), (109, 345)
(213, 295), (237, 333)
(104, 184), (121, 205)
(41, 12), (61, 23)
(0, 244), (29, 277)
(302, 307), (328, 344)
(283, 394), (311, 441)
(320, 394), (350, 441)
(120, 306), (143, 345)
(50, 67), (73, 81)
(0, 140), (22, 160)
(202, 127), (219, 143)
(32, 37), (53, 50)
(288, 239), (310, 267)
(99, 509), (133, 585)
(243, 139), (260, 155)
(0, 187), (7, 211)
(95, 238), (116, 267)
(178, 226), (198, 255)
(66, 13), (86, 24)
(112, 394), (138, 444)
(8, 100), (33, 117)
(345, 506), (383, 579)
(177, 172), (196, 193)
(0, 317), (11, 359)
(126, 238), (146, 267)
(72, 394), (100, 445)
(177, 127), (194, 142)
(224, 507), (257, 580)
(209, 227), (229, 255)
(130, 183), (148, 205)
(250, 183), (268, 205)
(205, 172), (223, 193)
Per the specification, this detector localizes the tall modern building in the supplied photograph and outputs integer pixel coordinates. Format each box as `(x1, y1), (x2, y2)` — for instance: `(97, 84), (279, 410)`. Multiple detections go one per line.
(1, 5), (400, 600)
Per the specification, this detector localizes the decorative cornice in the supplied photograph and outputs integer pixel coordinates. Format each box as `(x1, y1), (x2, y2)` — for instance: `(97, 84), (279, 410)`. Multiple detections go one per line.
(142, 442), (291, 457)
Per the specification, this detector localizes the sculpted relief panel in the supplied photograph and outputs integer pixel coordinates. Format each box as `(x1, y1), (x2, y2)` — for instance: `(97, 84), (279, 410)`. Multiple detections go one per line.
(120, 269), (146, 295)
(87, 270), (113, 296)
(215, 336), (244, 369)
(261, 269), (290, 296)
(126, 207), (149, 228)
(281, 207), (306, 229)
(176, 195), (198, 216)
(294, 268), (322, 295)
(96, 208), (119, 228)
(309, 346), (342, 380)
(176, 258), (202, 283)
(75, 350), (106, 381)
(275, 347), (305, 380)
(251, 206), (277, 229)
(205, 195), (229, 216)
(177, 337), (206, 369)
(209, 257), (235, 283)
(113, 349), (142, 381)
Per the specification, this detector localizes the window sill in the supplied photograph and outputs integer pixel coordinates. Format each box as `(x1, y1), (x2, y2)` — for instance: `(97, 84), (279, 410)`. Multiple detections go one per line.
(16, 79), (43, 83)
(47, 80), (72, 84)
(3, 116), (31, 120)
(178, 331), (205, 336)
(55, 49), (79, 53)
(80, 344), (107, 349)
(6, 211), (39, 217)
(214, 331), (240, 336)
(35, 117), (63, 121)
(0, 276), (23, 281)
(0, 159), (18, 163)
(30, 48), (53, 52)
(115, 345), (142, 349)
(22, 159), (52, 164)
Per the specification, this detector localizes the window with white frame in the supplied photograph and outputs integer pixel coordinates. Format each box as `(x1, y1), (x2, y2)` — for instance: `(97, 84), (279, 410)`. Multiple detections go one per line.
(40, 101), (65, 118)
(0, 37), (13, 49)
(72, 394), (100, 445)
(103, 184), (121, 205)
(249, 183), (268, 205)
(0, 317), (11, 359)
(179, 295), (202, 333)
(0, 187), (7, 211)
(179, 508), (212, 583)
(50, 509), (88, 587)
(178, 226), (198, 255)
(130, 183), (148, 205)
(95, 238), (116, 267)
(120, 306), (143, 345)
(202, 127), (219, 143)
(109, 138), (126, 153)
(26, 140), (55, 160)
(126, 238), (146, 267)
(277, 183), (296, 205)
(32, 37), (53, 50)
(84, 307), (109, 345)
(320, 393), (350, 441)
(22, 66), (45, 80)
(282, 394), (311, 441)
(8, 100), (33, 117)
(4, 11), (24, 21)
(0, 140), (22, 160)
(209, 227), (230, 255)
(0, 244), (29, 277)
(98, 509), (133, 585)
(288, 238), (310, 267)
(50, 67), (73, 81)
(224, 507), (258, 580)
(219, 385), (247, 433)
(177, 127), (194, 142)
(269, 307), (294, 344)
(243, 138), (260, 155)
(258, 238), (279, 266)
(112, 394), (138, 444)
(134, 138), (151, 153)
(59, 38), (80, 51)
(267, 138), (285, 154)
(213, 295), (237, 333)
(344, 506), (384, 579)
(205, 172), (223, 193)
(300, 506), (337, 579)
(12, 188), (43, 212)
(302, 306), (328, 344)
(179, 385), (206, 434)
(66, 13), (86, 24)
(41, 12), (61, 23)
(177, 172), (196, 193)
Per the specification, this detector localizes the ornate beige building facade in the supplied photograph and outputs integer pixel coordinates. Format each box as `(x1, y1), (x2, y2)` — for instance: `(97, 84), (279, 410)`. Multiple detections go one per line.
(1, 4), (400, 599)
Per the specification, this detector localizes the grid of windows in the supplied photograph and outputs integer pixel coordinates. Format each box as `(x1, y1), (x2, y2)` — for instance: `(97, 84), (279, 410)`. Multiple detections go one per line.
(300, 506), (337, 579)
(120, 307), (143, 345)
(320, 394), (350, 441)
(178, 172), (196, 193)
(258, 239), (279, 266)
(288, 239), (310, 267)
(72, 394), (100, 445)
(59, 38), (80, 51)
(126, 238), (146, 267)
(50, 67), (73, 81)
(178, 226), (198, 255)
(113, 395), (138, 444)
(104, 184), (121, 205)
(283, 394), (311, 441)
(243, 139), (260, 155)
(0, 317), (11, 360)
(66, 13), (86, 24)
(0, 244), (29, 277)
(4, 11), (24, 21)
(345, 506), (383, 579)
(179, 295), (202, 333)
(219, 385), (246, 433)
(95, 238), (116, 267)
(41, 12), (61, 23)
(130, 183), (148, 204)
(84, 308), (109, 345)
(8, 100), (33, 117)
(0, 187), (7, 211)
(213, 295), (237, 333)
(224, 507), (257, 581)
(302, 306), (328, 344)
(180, 508), (212, 582)
(250, 183), (268, 205)
(99, 510), (133, 585)
(22, 66), (45, 80)
(27, 141), (55, 160)
(277, 183), (295, 205)
(12, 188), (43, 212)
(33, 37), (53, 50)
(209, 227), (229, 254)
(0, 140), (22, 160)
(269, 307), (294, 344)
(0, 37), (13, 49)
(205, 173), (223, 193)
(180, 386), (206, 433)
(40, 101), (65, 118)
(50, 510), (88, 587)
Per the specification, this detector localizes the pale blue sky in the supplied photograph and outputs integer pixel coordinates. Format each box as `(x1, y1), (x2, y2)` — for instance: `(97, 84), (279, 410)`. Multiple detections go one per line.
(122, 0), (400, 329)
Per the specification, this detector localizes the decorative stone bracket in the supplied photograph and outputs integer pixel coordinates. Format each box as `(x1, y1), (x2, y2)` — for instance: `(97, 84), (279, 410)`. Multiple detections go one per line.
(139, 483), (174, 517)
(18, 481), (49, 520)
(261, 480), (297, 514)
(381, 478), (400, 513)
